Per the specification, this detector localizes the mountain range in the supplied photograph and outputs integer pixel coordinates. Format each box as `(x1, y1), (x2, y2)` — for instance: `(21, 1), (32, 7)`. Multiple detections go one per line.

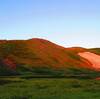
(0, 38), (100, 78)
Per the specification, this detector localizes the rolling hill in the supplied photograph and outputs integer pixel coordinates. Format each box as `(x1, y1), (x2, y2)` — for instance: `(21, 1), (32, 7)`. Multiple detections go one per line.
(89, 48), (100, 55)
(0, 38), (99, 77)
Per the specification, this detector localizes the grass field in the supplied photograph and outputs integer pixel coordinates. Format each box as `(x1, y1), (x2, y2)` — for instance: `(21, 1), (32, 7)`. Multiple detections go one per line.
(0, 77), (100, 99)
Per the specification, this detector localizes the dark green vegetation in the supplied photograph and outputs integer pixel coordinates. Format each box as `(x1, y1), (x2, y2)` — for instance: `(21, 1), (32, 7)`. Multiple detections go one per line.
(89, 48), (100, 55)
(0, 65), (100, 79)
(0, 77), (100, 99)
(18, 67), (100, 79)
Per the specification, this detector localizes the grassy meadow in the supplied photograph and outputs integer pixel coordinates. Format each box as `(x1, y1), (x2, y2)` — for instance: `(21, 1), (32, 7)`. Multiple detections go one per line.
(0, 76), (100, 99)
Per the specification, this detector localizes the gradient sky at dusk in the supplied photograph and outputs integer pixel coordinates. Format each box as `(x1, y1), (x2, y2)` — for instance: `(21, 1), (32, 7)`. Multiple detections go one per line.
(0, 0), (99, 48)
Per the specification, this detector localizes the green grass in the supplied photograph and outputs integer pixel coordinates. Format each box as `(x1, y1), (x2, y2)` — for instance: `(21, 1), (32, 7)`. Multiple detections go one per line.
(0, 77), (100, 99)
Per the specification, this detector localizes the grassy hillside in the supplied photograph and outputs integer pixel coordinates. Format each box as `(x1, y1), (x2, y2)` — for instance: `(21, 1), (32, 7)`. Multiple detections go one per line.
(0, 38), (99, 77)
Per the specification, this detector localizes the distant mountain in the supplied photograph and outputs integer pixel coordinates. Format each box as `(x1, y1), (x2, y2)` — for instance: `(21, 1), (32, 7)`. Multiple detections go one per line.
(0, 38), (99, 77)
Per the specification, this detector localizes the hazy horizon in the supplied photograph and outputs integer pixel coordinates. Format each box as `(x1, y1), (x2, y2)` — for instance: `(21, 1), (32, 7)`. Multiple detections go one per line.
(0, 0), (99, 48)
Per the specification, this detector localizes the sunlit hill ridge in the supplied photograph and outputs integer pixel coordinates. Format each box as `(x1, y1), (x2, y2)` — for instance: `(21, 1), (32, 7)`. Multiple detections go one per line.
(0, 38), (100, 78)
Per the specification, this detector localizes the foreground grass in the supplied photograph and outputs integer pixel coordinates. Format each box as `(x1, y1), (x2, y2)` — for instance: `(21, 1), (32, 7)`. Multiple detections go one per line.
(0, 77), (100, 99)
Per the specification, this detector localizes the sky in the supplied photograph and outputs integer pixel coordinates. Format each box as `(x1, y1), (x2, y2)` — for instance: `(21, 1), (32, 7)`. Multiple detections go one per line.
(0, 0), (99, 48)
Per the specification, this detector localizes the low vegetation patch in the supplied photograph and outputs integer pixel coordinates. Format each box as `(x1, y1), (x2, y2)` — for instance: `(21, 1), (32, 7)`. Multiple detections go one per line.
(0, 77), (99, 99)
